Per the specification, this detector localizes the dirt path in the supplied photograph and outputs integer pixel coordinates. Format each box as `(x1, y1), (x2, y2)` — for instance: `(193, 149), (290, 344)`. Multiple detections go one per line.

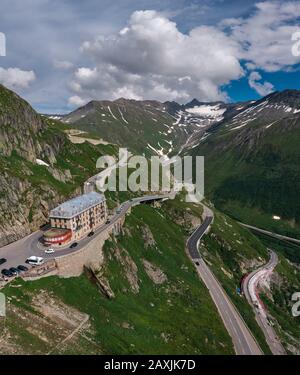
(47, 314), (89, 355)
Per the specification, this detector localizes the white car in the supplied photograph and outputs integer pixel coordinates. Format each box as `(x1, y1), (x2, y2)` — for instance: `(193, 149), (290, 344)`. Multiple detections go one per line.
(45, 248), (55, 254)
(26, 256), (44, 266)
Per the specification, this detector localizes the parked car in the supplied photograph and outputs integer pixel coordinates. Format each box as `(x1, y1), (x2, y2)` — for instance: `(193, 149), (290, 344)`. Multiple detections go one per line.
(88, 231), (94, 237)
(1, 269), (13, 277)
(45, 248), (55, 254)
(70, 242), (78, 249)
(9, 267), (20, 276)
(17, 265), (28, 272)
(26, 256), (44, 266)
(195, 261), (200, 266)
(105, 219), (110, 224)
(0, 258), (7, 265)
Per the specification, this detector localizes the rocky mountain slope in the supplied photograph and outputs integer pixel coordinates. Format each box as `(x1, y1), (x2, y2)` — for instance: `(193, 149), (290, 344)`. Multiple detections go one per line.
(0, 84), (116, 247)
(61, 98), (245, 156)
(186, 90), (300, 237)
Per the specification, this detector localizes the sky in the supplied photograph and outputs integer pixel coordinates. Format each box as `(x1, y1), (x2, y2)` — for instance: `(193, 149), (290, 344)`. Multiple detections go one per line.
(0, 0), (300, 113)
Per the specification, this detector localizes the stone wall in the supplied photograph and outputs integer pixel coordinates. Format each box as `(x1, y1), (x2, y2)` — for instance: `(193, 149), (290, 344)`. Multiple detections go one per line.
(55, 215), (125, 278)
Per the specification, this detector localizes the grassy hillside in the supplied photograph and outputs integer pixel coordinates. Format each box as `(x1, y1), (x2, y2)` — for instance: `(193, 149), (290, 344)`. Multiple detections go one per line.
(200, 208), (271, 354)
(253, 233), (300, 354)
(62, 99), (192, 156)
(1, 194), (297, 354)
(189, 114), (300, 238)
(201, 207), (300, 354)
(0, 199), (234, 355)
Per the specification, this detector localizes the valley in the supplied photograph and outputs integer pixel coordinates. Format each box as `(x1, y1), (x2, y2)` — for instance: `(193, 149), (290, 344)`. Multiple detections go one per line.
(0, 84), (299, 355)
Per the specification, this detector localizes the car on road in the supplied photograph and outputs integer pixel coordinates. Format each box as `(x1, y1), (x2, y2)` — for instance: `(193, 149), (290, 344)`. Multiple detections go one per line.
(45, 248), (55, 254)
(17, 265), (28, 272)
(9, 267), (20, 276)
(70, 242), (78, 249)
(88, 231), (94, 237)
(0, 258), (7, 265)
(26, 256), (44, 266)
(1, 269), (14, 278)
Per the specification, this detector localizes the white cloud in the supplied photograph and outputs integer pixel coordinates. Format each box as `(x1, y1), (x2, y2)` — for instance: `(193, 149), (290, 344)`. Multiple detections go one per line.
(69, 10), (243, 105)
(248, 71), (274, 96)
(67, 2), (300, 106)
(0, 67), (36, 89)
(222, 1), (300, 72)
(68, 95), (88, 107)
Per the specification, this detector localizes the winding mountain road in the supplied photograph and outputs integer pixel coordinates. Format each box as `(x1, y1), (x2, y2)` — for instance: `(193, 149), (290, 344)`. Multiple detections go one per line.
(187, 205), (263, 355)
(0, 189), (276, 356)
(242, 250), (286, 355)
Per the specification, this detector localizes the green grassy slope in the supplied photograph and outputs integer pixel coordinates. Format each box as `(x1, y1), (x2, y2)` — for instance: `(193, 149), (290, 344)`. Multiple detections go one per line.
(200, 208), (271, 354)
(2, 195), (296, 354)
(63, 99), (189, 156)
(1, 200), (234, 355)
(253, 234), (300, 354)
(201, 207), (300, 354)
(189, 115), (300, 238)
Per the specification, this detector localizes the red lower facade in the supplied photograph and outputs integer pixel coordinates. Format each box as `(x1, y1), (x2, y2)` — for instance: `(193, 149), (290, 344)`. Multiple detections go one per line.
(43, 229), (72, 246)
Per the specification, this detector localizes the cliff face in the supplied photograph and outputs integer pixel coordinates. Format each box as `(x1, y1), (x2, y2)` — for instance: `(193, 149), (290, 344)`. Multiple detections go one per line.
(0, 85), (45, 161)
(0, 84), (100, 247)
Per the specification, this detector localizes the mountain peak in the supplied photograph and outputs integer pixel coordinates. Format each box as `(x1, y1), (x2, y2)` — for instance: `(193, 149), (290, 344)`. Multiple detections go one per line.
(185, 98), (225, 109)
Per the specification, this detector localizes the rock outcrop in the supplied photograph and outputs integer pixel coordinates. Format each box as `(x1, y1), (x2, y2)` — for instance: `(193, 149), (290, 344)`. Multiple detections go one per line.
(0, 84), (87, 246)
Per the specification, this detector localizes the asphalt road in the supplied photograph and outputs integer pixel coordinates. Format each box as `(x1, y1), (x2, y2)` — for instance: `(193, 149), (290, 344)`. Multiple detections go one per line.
(0, 194), (170, 273)
(186, 205), (263, 355)
(240, 223), (300, 245)
(242, 250), (286, 355)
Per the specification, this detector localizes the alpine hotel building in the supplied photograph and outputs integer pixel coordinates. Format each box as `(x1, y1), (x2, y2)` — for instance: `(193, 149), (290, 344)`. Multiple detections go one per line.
(43, 192), (107, 247)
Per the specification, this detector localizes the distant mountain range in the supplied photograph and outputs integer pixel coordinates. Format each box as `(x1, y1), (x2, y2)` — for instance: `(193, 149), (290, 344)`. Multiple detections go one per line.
(47, 89), (300, 236)
(51, 97), (247, 156)
(50, 91), (299, 156)
(186, 90), (300, 236)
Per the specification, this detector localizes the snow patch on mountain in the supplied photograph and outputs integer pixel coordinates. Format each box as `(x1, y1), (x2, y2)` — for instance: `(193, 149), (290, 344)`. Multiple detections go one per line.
(107, 106), (118, 120)
(118, 107), (128, 124)
(186, 104), (226, 121)
(36, 159), (49, 167)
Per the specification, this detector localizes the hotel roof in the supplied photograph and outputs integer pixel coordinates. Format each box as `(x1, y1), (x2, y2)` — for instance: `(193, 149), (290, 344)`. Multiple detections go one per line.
(50, 192), (105, 219)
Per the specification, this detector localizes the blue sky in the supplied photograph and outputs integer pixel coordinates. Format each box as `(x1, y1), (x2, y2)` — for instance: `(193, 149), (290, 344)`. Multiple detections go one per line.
(0, 0), (300, 113)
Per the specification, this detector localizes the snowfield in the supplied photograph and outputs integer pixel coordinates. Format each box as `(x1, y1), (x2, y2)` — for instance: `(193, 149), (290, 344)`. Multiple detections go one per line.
(186, 104), (226, 121)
